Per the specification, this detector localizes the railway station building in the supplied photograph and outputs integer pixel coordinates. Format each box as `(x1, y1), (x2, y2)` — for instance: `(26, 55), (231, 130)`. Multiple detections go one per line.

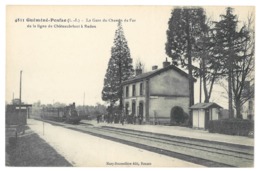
(122, 59), (195, 124)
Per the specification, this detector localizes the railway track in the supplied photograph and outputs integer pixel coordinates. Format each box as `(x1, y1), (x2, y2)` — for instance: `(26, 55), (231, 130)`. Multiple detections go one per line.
(42, 120), (254, 167)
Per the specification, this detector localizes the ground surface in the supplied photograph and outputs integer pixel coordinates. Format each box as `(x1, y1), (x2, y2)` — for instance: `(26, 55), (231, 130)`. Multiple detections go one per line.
(6, 126), (72, 167)
(6, 118), (254, 167)
(82, 120), (254, 146)
(26, 119), (203, 167)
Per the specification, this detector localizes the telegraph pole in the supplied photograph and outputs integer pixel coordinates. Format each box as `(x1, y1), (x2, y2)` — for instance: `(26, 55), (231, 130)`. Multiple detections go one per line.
(83, 92), (85, 114)
(19, 70), (22, 125)
(19, 70), (22, 104)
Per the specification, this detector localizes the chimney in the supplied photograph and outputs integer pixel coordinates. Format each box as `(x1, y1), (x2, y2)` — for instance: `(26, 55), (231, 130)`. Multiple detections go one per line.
(163, 58), (170, 68)
(135, 68), (142, 76)
(152, 65), (158, 70)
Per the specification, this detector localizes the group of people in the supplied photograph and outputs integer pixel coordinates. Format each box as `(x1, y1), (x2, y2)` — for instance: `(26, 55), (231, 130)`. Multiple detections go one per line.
(97, 113), (143, 125)
(120, 114), (144, 125)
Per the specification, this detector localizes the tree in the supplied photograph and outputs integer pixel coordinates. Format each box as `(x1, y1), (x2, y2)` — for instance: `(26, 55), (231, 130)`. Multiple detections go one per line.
(165, 7), (208, 109)
(102, 56), (119, 105)
(170, 106), (189, 125)
(231, 14), (254, 119)
(194, 19), (225, 103)
(135, 58), (145, 71)
(53, 102), (66, 108)
(213, 7), (250, 118)
(77, 103), (107, 119)
(102, 21), (134, 112)
(32, 100), (41, 107)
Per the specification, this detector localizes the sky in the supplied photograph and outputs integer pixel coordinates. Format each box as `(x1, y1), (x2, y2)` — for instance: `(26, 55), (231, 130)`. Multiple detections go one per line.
(6, 5), (254, 108)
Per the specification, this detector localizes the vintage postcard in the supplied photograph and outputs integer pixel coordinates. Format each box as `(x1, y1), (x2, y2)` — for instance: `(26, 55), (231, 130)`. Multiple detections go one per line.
(5, 5), (255, 167)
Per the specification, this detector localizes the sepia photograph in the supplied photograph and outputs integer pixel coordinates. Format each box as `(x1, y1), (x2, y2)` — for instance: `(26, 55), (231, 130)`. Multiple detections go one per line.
(4, 4), (255, 168)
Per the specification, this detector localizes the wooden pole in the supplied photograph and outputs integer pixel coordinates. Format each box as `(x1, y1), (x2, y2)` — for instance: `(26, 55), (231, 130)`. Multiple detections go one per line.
(19, 70), (22, 125)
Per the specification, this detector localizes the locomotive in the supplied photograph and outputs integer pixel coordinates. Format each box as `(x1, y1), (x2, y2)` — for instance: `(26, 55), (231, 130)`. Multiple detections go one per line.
(41, 102), (81, 124)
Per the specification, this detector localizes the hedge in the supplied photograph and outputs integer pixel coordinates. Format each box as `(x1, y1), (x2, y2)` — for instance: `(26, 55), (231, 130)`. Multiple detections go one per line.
(208, 119), (254, 137)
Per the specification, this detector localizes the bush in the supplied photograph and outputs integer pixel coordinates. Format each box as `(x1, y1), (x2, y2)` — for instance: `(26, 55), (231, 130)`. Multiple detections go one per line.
(171, 106), (183, 124)
(170, 106), (189, 126)
(208, 119), (254, 137)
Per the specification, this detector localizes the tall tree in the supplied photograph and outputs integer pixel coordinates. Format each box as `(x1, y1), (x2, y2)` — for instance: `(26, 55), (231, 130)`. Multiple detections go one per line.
(231, 14), (254, 119)
(195, 22), (223, 103)
(213, 7), (249, 118)
(102, 21), (134, 111)
(165, 7), (208, 108)
(102, 56), (119, 105)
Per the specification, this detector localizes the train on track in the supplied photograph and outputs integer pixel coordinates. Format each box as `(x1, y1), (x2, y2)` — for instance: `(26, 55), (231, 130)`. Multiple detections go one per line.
(41, 102), (81, 124)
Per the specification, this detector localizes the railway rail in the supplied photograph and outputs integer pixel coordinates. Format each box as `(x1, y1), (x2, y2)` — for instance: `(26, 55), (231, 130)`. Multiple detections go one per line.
(41, 119), (254, 167)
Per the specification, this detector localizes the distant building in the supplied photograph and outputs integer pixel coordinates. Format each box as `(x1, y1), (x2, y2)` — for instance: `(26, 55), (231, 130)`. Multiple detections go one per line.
(122, 59), (195, 124)
(190, 102), (222, 129)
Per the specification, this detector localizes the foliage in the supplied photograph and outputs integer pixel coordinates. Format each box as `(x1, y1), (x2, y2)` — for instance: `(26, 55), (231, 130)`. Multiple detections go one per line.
(135, 58), (145, 70)
(212, 7), (247, 75)
(165, 7), (208, 108)
(212, 7), (253, 118)
(37, 102), (67, 108)
(77, 103), (107, 119)
(32, 100), (41, 107)
(208, 119), (254, 137)
(102, 21), (134, 109)
(170, 106), (189, 125)
(194, 19), (223, 103)
(231, 14), (254, 119)
(166, 7), (254, 119)
(166, 7), (207, 66)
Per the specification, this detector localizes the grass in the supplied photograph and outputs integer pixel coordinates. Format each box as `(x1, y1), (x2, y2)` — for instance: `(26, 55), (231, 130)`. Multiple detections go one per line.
(6, 126), (72, 167)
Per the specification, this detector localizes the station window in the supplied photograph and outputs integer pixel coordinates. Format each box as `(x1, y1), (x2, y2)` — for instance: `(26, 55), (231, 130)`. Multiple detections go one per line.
(126, 86), (129, 98)
(132, 84), (136, 97)
(140, 83), (143, 96)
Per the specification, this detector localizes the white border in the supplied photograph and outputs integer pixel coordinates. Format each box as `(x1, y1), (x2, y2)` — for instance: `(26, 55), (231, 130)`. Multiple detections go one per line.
(1, 1), (258, 171)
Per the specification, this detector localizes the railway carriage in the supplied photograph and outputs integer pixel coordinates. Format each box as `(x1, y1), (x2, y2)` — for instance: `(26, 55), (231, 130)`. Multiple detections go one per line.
(42, 102), (81, 124)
